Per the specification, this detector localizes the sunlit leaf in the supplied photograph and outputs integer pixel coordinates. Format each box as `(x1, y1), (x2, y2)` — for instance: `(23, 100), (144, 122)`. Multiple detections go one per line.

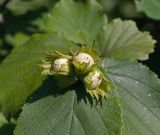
(0, 33), (76, 116)
(102, 58), (160, 135)
(101, 19), (156, 60)
(45, 0), (107, 44)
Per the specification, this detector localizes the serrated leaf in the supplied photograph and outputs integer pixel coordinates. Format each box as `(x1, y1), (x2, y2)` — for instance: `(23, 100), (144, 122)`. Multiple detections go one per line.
(136, 0), (160, 20)
(101, 19), (155, 60)
(14, 82), (123, 135)
(0, 33), (76, 116)
(102, 58), (160, 135)
(45, 0), (107, 44)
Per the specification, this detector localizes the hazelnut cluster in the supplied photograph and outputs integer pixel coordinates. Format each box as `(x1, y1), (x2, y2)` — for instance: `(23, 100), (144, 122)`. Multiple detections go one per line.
(41, 46), (111, 100)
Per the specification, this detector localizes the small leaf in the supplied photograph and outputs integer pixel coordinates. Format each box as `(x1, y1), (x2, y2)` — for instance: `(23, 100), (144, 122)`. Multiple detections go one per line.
(0, 33), (76, 116)
(14, 83), (123, 135)
(102, 58), (160, 135)
(101, 19), (156, 60)
(136, 0), (160, 20)
(45, 0), (107, 44)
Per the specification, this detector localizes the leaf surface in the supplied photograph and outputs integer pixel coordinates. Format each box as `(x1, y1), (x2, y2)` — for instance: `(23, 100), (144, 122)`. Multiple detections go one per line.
(0, 33), (75, 116)
(0, 112), (7, 127)
(101, 19), (155, 60)
(6, 0), (51, 15)
(136, 0), (160, 20)
(14, 83), (123, 135)
(45, 0), (106, 44)
(102, 58), (160, 135)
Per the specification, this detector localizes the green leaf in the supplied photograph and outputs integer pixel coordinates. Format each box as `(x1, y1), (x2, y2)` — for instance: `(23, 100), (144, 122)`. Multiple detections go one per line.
(102, 58), (160, 135)
(0, 113), (7, 127)
(0, 32), (76, 116)
(14, 83), (123, 135)
(45, 0), (107, 44)
(0, 112), (15, 135)
(5, 32), (29, 47)
(101, 19), (156, 60)
(0, 0), (5, 5)
(136, 0), (160, 20)
(6, 0), (51, 15)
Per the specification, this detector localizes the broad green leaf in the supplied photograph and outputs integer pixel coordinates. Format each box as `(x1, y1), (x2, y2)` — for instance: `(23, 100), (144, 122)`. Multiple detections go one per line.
(102, 58), (160, 135)
(45, 0), (107, 44)
(101, 19), (155, 60)
(0, 32), (76, 116)
(136, 0), (160, 20)
(14, 82), (123, 135)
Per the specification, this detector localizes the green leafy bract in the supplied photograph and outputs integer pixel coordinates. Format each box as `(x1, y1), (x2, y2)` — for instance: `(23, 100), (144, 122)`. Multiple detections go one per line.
(136, 0), (160, 20)
(102, 58), (160, 135)
(101, 19), (155, 60)
(14, 84), (123, 135)
(0, 33), (75, 116)
(45, 0), (107, 44)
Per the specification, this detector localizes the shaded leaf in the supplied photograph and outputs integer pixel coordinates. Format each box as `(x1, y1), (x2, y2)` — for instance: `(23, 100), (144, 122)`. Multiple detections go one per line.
(45, 0), (107, 44)
(0, 123), (15, 135)
(0, 32), (76, 116)
(0, 112), (7, 127)
(6, 0), (53, 15)
(102, 58), (160, 135)
(14, 83), (123, 135)
(0, 112), (15, 135)
(136, 0), (160, 20)
(101, 19), (156, 60)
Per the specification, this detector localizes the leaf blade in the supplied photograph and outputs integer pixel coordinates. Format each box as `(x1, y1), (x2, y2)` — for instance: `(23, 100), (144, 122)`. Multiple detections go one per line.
(102, 58), (160, 135)
(45, 0), (107, 44)
(136, 0), (160, 20)
(101, 19), (156, 60)
(0, 33), (76, 116)
(14, 83), (123, 135)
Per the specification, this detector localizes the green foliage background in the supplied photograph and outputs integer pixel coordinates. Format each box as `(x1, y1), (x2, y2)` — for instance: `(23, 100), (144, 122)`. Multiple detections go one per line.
(0, 0), (160, 135)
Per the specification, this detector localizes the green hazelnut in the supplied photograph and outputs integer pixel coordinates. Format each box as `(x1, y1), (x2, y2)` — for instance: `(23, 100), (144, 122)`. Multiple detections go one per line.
(73, 52), (95, 75)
